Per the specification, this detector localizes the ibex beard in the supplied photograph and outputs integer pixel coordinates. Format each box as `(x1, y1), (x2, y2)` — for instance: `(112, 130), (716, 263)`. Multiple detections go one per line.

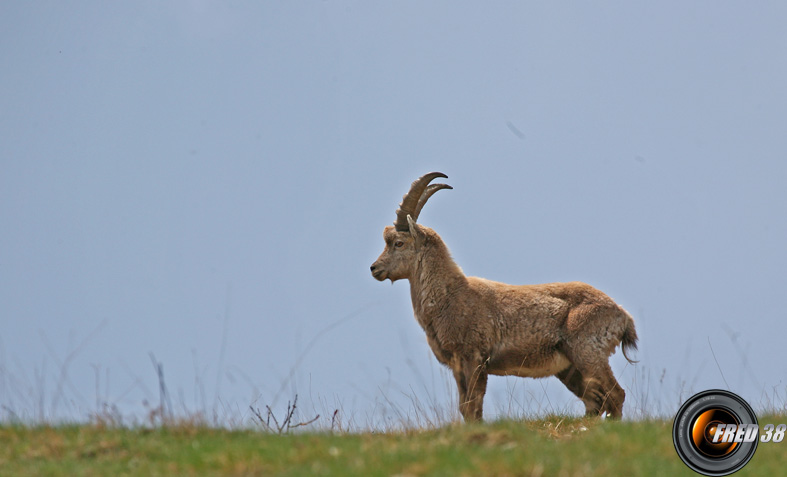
(371, 172), (638, 422)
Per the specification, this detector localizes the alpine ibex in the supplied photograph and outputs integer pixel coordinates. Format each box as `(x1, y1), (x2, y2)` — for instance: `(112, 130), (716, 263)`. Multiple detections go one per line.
(370, 172), (638, 422)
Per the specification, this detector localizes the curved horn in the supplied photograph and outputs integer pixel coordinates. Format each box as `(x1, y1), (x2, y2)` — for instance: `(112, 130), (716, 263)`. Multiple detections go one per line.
(394, 172), (448, 231)
(413, 183), (453, 223)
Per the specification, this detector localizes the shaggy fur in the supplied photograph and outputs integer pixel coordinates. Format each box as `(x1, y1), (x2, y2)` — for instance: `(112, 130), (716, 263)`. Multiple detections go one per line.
(370, 173), (638, 422)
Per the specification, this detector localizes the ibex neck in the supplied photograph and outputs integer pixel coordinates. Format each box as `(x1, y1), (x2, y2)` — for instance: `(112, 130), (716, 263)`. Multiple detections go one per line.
(408, 245), (467, 327)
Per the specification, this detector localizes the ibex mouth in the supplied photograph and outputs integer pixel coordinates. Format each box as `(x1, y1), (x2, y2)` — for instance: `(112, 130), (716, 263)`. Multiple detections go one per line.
(370, 263), (387, 281)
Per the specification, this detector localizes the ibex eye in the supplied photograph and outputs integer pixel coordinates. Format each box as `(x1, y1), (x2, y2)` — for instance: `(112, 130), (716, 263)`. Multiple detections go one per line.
(394, 241), (404, 248)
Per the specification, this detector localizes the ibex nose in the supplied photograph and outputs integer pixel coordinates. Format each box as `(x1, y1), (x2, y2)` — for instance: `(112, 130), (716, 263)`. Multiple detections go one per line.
(369, 262), (385, 280)
(370, 262), (385, 280)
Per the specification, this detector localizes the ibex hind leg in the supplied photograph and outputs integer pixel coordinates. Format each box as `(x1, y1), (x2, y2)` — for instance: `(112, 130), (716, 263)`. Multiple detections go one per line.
(556, 365), (600, 416)
(556, 361), (625, 419)
(588, 362), (625, 419)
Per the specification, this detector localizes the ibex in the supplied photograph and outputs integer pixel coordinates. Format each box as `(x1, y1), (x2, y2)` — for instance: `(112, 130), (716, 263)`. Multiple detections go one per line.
(370, 172), (638, 422)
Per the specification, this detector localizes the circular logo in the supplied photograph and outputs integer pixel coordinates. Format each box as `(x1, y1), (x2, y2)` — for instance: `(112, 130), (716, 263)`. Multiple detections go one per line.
(673, 390), (758, 476)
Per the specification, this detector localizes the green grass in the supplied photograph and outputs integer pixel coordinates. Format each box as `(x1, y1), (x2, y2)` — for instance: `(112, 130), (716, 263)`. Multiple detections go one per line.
(3, 416), (787, 476)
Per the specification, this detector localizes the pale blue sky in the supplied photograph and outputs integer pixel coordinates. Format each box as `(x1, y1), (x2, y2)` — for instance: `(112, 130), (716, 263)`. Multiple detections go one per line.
(2, 2), (786, 427)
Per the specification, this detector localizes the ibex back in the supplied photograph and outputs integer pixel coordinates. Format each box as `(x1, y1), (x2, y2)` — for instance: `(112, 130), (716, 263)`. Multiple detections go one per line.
(370, 172), (638, 422)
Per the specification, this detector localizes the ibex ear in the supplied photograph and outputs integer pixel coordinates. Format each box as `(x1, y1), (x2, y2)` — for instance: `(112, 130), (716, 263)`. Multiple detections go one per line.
(406, 215), (425, 244)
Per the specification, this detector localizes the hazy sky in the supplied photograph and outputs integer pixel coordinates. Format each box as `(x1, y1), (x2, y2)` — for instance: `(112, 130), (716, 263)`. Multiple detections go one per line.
(2, 2), (786, 427)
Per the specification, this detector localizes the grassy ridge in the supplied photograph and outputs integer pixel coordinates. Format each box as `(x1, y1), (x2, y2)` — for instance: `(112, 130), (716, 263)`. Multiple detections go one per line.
(3, 416), (786, 476)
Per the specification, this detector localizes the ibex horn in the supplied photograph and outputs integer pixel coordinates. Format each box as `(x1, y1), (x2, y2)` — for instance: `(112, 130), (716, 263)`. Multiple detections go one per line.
(394, 172), (451, 232)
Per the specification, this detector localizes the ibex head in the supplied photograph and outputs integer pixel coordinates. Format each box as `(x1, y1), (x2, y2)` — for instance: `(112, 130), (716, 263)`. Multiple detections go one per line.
(370, 172), (452, 282)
